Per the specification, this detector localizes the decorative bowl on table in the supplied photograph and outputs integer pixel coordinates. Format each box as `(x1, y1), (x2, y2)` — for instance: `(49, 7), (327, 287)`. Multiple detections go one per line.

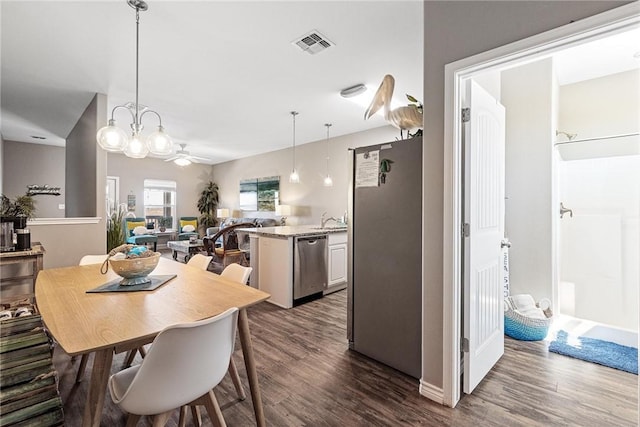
(109, 252), (161, 286)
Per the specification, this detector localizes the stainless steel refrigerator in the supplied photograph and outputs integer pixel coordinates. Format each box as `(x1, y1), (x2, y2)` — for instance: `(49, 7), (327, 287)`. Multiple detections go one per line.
(347, 136), (422, 379)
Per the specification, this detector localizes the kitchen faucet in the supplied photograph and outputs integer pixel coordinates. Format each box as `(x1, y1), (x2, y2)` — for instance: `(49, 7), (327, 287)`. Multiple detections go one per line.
(320, 211), (338, 229)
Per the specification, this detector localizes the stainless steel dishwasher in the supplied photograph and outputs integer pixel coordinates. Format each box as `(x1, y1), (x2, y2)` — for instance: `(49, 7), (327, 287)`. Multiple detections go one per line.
(294, 234), (328, 300)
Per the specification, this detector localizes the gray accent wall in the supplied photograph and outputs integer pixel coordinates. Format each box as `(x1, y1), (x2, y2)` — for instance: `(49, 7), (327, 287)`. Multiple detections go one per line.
(27, 93), (108, 268)
(2, 140), (66, 218)
(422, 0), (630, 391)
(65, 94), (99, 217)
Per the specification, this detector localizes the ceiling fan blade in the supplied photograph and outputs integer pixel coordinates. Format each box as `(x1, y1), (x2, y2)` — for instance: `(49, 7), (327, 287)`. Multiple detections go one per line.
(188, 155), (212, 162)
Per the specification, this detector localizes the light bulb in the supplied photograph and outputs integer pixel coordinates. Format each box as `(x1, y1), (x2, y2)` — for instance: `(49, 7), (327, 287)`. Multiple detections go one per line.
(96, 120), (128, 152)
(147, 126), (174, 155)
(289, 169), (300, 183)
(174, 158), (191, 166)
(124, 133), (149, 158)
(323, 175), (333, 187)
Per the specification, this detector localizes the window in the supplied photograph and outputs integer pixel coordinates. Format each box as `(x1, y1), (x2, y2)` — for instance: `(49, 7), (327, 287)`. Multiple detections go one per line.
(144, 179), (176, 229)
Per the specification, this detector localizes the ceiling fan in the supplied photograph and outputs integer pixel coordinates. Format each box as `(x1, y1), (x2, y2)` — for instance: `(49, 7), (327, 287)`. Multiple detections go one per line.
(165, 143), (212, 166)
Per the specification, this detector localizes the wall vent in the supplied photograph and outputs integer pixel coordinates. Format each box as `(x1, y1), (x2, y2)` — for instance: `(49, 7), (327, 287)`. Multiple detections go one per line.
(292, 30), (334, 55)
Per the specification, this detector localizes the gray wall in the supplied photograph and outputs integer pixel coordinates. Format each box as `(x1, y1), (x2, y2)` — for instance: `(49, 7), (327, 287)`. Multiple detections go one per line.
(422, 0), (629, 390)
(2, 140), (66, 218)
(65, 94), (99, 217)
(28, 94), (108, 268)
(212, 126), (398, 225)
(107, 153), (214, 227)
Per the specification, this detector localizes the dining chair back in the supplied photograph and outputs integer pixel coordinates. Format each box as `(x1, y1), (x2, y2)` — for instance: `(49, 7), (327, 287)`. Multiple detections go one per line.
(79, 254), (108, 265)
(186, 253), (212, 271)
(74, 254), (110, 383)
(221, 263), (253, 285)
(109, 307), (239, 422)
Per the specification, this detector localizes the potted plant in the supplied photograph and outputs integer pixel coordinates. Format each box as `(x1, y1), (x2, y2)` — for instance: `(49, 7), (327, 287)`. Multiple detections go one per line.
(158, 216), (172, 232)
(107, 204), (126, 252)
(197, 181), (220, 229)
(1, 194), (36, 227)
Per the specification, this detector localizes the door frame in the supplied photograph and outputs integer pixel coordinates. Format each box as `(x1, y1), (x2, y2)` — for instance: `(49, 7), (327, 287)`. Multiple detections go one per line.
(442, 4), (639, 408)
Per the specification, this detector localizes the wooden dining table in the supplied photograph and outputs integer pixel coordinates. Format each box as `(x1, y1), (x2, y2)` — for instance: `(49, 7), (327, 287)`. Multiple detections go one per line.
(35, 257), (270, 427)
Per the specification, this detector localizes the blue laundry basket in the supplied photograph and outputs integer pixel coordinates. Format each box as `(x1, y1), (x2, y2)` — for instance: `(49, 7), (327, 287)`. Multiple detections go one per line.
(504, 297), (553, 341)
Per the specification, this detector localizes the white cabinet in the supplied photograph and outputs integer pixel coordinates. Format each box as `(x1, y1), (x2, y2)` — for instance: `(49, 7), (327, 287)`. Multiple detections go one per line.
(326, 232), (347, 294)
(257, 236), (293, 308)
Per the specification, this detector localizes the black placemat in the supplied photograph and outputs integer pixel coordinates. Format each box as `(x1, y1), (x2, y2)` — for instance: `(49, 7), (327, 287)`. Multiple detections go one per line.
(86, 274), (177, 293)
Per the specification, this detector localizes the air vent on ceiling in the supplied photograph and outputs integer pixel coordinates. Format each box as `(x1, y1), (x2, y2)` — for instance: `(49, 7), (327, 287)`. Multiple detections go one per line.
(292, 30), (334, 55)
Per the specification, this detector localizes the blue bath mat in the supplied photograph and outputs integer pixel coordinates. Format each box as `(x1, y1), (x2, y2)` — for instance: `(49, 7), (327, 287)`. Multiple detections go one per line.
(549, 330), (638, 374)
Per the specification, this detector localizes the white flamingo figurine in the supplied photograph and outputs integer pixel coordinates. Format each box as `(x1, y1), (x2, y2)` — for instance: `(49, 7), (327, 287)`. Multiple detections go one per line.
(364, 74), (423, 139)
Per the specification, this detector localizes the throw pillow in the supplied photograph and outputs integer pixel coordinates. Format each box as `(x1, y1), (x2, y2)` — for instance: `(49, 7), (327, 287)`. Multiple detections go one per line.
(182, 224), (196, 232)
(180, 219), (197, 231)
(133, 226), (148, 236)
(127, 221), (146, 236)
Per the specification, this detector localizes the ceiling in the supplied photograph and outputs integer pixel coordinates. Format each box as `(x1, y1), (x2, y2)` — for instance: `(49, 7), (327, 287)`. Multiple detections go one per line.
(2, 2), (638, 165)
(1, 1), (424, 164)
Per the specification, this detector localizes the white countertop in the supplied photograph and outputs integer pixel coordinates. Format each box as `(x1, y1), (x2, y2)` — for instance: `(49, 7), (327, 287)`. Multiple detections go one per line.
(238, 225), (347, 238)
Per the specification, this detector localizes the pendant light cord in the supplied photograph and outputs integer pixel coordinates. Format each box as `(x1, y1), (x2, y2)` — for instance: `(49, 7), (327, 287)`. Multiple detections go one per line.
(325, 123), (332, 173)
(291, 111), (298, 168)
(134, 6), (140, 128)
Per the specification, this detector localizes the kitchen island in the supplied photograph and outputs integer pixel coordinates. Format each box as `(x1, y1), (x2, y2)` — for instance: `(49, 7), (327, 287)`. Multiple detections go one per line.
(240, 226), (347, 308)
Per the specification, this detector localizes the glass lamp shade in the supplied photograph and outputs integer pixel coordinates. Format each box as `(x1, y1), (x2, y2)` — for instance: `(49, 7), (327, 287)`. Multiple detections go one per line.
(124, 133), (149, 158)
(323, 175), (333, 187)
(216, 208), (230, 218)
(174, 157), (191, 166)
(96, 121), (128, 152)
(147, 126), (174, 155)
(289, 169), (300, 184)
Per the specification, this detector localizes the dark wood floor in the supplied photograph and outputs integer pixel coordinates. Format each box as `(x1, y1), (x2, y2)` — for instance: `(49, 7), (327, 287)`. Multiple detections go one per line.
(52, 289), (638, 426)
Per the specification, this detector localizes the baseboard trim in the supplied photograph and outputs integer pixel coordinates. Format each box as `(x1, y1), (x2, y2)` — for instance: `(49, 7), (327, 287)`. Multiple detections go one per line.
(419, 380), (444, 404)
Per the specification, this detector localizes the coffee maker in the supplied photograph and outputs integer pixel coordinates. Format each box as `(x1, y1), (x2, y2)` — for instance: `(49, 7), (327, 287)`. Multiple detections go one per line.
(13, 217), (31, 251)
(0, 217), (15, 252)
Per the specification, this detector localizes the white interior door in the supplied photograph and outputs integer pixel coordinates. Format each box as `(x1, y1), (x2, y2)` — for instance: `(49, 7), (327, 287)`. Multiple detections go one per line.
(463, 79), (506, 394)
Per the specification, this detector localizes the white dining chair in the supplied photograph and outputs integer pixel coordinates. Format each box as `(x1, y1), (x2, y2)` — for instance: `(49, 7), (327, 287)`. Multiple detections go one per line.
(186, 253), (213, 270)
(74, 254), (110, 382)
(181, 263), (253, 425)
(220, 263), (252, 285)
(109, 307), (239, 427)
(79, 254), (109, 265)
(218, 263), (253, 401)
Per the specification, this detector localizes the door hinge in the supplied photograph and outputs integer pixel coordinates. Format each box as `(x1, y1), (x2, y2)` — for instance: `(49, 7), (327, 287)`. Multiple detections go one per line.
(462, 223), (470, 237)
(462, 108), (470, 123)
(462, 337), (470, 353)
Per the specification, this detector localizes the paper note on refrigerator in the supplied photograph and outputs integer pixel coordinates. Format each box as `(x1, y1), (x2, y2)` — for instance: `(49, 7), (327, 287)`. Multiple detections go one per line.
(355, 150), (379, 187)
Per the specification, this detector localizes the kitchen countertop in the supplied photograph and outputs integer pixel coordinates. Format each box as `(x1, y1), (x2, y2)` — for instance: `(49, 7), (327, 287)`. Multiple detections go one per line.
(238, 225), (347, 238)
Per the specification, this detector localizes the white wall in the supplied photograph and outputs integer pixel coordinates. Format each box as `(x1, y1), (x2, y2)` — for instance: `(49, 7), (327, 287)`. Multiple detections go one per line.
(212, 126), (398, 225)
(557, 69), (640, 330)
(501, 58), (555, 301)
(107, 153), (214, 226)
(422, 0), (629, 395)
(558, 156), (639, 330)
(559, 69), (640, 139)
